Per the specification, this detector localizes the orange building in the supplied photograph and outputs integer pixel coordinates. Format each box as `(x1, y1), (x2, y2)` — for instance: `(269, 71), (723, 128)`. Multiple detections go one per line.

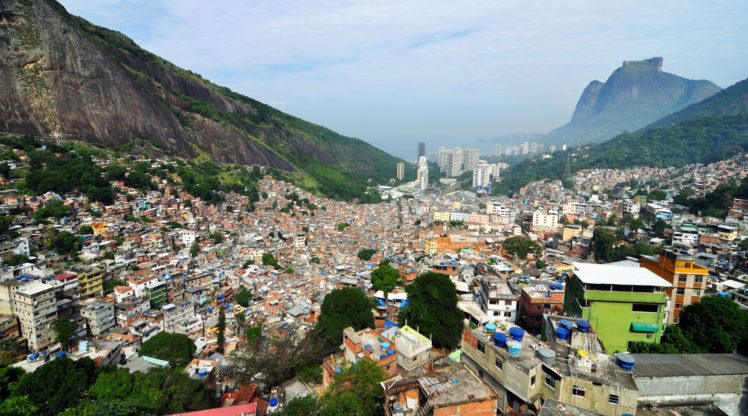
(640, 250), (708, 324)
(322, 327), (397, 390)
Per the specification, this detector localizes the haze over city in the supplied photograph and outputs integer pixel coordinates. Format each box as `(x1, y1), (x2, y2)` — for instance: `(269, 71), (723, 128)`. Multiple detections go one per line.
(59, 0), (748, 159)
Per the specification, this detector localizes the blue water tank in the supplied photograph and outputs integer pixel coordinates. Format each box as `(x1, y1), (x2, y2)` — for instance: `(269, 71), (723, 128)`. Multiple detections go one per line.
(381, 342), (391, 349)
(387, 349), (395, 356)
(616, 353), (636, 371)
(509, 327), (525, 342)
(485, 323), (497, 333)
(559, 320), (573, 331)
(492, 332), (507, 348)
(379, 354), (387, 360)
(269, 398), (279, 407)
(555, 327), (570, 341)
(577, 320), (591, 333)
(55, 351), (67, 359)
(198, 368), (208, 378)
(507, 340), (522, 357)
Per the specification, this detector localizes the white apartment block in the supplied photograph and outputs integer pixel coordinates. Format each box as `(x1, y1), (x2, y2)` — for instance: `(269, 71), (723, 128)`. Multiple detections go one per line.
(12, 281), (57, 351)
(479, 275), (518, 322)
(80, 300), (116, 336)
(532, 209), (559, 230)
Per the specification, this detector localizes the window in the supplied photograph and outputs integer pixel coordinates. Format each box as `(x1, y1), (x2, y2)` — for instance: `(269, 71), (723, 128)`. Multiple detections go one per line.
(632, 303), (659, 313)
(495, 358), (503, 370)
(693, 290), (701, 296)
(477, 340), (485, 354)
(675, 302), (683, 309)
(678, 275), (687, 283)
(694, 276), (704, 283)
(530, 375), (536, 386)
(609, 394), (619, 405)
(676, 288), (685, 295)
(545, 374), (556, 389)
(572, 385), (586, 397)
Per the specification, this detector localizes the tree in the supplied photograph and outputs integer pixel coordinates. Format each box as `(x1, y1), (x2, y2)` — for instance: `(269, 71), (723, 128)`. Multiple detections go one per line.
(678, 296), (748, 353)
(535, 259), (548, 269)
(209, 232), (224, 244)
(13, 357), (97, 416)
(235, 287), (251, 307)
(246, 325), (262, 344)
(235, 311), (246, 335)
(140, 332), (196, 367)
(739, 239), (748, 252)
(262, 252), (280, 268)
(652, 218), (668, 238)
(190, 241), (200, 257)
(53, 318), (75, 350)
(321, 359), (385, 416)
(357, 248), (376, 261)
(0, 396), (38, 416)
(370, 262), (399, 294)
(104, 278), (126, 293)
(89, 368), (134, 401)
(275, 396), (319, 416)
(217, 306), (226, 353)
(79, 225), (94, 235)
(318, 288), (375, 343)
(0, 365), (25, 400)
(105, 163), (127, 181)
(400, 272), (464, 349)
(502, 236), (542, 259)
(591, 227), (618, 262)
(647, 189), (667, 201)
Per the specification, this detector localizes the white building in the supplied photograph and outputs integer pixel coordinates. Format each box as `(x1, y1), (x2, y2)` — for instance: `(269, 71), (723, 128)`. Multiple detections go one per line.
(472, 161), (491, 187)
(396, 162), (405, 181)
(12, 281), (57, 351)
(163, 301), (203, 338)
(478, 275), (518, 322)
(532, 209), (559, 230)
(80, 300), (116, 336)
(416, 156), (429, 191)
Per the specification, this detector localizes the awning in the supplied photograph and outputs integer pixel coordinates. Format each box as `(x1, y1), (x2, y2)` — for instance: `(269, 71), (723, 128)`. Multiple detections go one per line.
(630, 322), (659, 333)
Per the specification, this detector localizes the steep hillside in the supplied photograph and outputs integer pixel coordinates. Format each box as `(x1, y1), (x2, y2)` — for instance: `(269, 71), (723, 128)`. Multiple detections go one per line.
(496, 77), (748, 194)
(0, 0), (404, 200)
(544, 58), (721, 145)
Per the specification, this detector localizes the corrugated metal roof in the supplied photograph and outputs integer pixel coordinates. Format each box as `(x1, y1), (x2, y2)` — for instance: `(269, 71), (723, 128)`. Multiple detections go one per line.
(632, 354), (748, 377)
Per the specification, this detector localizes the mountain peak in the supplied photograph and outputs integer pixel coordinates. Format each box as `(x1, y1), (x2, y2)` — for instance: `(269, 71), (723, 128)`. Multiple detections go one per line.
(543, 57), (721, 145)
(622, 57), (663, 70)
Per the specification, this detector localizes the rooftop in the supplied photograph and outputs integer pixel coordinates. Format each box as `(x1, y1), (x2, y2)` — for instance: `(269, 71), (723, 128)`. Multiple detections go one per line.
(631, 354), (748, 378)
(572, 262), (672, 288)
(15, 280), (54, 296)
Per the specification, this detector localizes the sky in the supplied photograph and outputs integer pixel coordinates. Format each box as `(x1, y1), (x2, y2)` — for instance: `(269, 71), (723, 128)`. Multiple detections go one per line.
(59, 0), (748, 160)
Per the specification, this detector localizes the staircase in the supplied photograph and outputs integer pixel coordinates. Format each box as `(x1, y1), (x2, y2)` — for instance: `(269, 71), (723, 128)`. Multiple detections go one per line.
(414, 401), (433, 416)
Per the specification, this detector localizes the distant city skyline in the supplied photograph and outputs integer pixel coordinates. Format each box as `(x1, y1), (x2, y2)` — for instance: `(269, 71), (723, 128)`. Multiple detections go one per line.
(60, 1), (748, 160)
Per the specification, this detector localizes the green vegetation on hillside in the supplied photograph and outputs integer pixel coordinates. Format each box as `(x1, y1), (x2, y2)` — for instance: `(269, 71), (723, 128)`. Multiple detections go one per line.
(400, 272), (464, 349)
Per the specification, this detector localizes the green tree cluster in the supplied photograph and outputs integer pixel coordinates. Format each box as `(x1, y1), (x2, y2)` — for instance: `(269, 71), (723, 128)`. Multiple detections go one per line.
(140, 332), (196, 367)
(502, 236), (542, 259)
(318, 288), (375, 343)
(357, 248), (376, 261)
(262, 252), (280, 268)
(25, 152), (115, 204)
(400, 272), (464, 349)
(235, 287), (251, 307)
(370, 262), (399, 294)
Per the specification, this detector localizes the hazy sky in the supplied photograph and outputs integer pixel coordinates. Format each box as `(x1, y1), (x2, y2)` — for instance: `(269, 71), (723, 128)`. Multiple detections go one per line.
(60, 0), (748, 159)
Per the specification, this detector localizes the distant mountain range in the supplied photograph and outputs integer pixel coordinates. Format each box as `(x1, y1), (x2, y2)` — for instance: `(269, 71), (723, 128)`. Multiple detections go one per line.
(543, 57), (722, 145)
(0, 0), (405, 200)
(496, 77), (748, 194)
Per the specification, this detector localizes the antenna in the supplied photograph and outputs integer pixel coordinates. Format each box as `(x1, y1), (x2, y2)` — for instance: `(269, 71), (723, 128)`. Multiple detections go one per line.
(564, 152), (572, 181)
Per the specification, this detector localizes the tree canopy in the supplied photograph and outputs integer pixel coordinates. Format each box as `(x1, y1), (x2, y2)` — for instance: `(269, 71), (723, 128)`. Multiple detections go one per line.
(140, 332), (196, 367)
(235, 287), (251, 307)
(318, 288), (375, 343)
(502, 236), (542, 259)
(14, 357), (97, 416)
(370, 262), (399, 294)
(357, 248), (376, 261)
(400, 272), (464, 349)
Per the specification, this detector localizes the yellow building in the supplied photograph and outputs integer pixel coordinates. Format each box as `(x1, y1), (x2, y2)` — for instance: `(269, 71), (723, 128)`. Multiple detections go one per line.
(717, 225), (738, 241)
(640, 250), (708, 324)
(72, 266), (104, 297)
(433, 211), (451, 222)
(561, 224), (583, 242)
(424, 238), (438, 255)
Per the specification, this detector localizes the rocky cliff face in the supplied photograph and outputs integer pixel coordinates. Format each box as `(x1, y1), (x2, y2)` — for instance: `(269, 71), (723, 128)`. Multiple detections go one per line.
(544, 57), (721, 145)
(0, 0), (402, 192)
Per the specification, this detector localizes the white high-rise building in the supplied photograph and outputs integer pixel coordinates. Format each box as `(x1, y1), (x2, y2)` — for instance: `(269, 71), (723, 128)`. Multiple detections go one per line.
(472, 161), (491, 187)
(495, 144), (502, 156)
(396, 162), (405, 180)
(13, 281), (57, 351)
(462, 147), (480, 171)
(416, 156), (429, 191)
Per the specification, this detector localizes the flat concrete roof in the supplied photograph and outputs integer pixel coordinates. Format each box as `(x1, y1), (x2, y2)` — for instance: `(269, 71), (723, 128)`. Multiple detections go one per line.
(573, 262), (672, 287)
(632, 354), (748, 378)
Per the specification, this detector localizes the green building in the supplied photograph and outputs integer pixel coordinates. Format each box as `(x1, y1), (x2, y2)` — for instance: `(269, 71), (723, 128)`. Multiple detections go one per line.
(146, 281), (168, 309)
(563, 262), (671, 353)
